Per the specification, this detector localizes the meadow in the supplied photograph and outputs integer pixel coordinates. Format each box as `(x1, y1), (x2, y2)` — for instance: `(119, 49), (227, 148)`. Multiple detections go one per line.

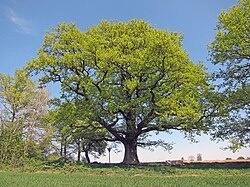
(0, 162), (250, 187)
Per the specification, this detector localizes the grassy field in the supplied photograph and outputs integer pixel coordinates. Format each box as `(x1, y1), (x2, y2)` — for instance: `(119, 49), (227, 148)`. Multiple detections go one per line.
(0, 163), (250, 187)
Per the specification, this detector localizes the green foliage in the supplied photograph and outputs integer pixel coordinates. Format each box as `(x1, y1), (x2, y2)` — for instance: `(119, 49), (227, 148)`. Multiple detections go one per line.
(45, 100), (108, 162)
(209, 0), (250, 150)
(0, 70), (51, 166)
(209, 0), (249, 86)
(26, 19), (213, 163)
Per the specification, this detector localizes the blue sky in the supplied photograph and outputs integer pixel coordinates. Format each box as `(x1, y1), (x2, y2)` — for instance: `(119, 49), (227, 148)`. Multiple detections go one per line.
(1, 0), (248, 162)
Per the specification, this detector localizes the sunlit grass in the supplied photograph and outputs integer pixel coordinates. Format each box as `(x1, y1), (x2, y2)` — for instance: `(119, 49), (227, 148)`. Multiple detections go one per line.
(0, 171), (249, 187)
(0, 163), (250, 187)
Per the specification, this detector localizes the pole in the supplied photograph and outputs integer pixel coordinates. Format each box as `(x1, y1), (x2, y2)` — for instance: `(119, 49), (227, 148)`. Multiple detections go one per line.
(107, 147), (112, 163)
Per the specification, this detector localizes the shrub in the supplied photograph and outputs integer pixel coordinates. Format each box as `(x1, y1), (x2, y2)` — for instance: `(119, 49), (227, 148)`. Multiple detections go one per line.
(237, 156), (245, 160)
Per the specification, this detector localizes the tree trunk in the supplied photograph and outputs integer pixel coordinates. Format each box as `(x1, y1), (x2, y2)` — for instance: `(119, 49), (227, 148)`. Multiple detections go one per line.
(63, 142), (67, 161)
(61, 135), (67, 161)
(60, 141), (63, 157)
(122, 139), (139, 164)
(85, 151), (90, 163)
(77, 142), (81, 162)
(60, 136), (64, 157)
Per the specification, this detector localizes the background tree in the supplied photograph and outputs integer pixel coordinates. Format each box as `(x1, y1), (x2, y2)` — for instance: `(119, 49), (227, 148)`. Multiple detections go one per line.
(46, 100), (107, 163)
(209, 0), (250, 150)
(197, 153), (202, 161)
(188, 155), (195, 162)
(0, 70), (51, 166)
(69, 127), (107, 163)
(26, 20), (214, 164)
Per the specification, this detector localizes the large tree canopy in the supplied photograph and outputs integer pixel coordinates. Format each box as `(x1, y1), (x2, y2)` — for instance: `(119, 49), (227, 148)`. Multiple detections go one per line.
(27, 20), (212, 164)
(209, 0), (250, 150)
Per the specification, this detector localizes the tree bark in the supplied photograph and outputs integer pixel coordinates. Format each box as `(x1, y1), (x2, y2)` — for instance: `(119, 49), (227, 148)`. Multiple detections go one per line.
(63, 144), (67, 161)
(60, 137), (63, 157)
(85, 151), (90, 163)
(77, 141), (81, 162)
(122, 139), (139, 164)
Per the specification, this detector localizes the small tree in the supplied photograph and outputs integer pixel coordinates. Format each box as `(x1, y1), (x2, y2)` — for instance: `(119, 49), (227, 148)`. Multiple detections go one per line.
(46, 100), (108, 163)
(197, 153), (202, 161)
(188, 155), (195, 161)
(69, 126), (107, 163)
(0, 70), (51, 165)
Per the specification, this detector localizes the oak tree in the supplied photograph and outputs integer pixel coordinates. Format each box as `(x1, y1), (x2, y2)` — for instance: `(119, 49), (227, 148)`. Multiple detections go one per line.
(27, 20), (212, 164)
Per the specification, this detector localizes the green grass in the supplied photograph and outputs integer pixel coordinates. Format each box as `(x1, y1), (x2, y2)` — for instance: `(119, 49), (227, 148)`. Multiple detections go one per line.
(1, 162), (250, 187)
(0, 171), (249, 187)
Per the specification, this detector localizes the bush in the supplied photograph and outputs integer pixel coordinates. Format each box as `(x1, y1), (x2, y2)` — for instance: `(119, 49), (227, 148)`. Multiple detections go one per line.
(237, 156), (245, 160)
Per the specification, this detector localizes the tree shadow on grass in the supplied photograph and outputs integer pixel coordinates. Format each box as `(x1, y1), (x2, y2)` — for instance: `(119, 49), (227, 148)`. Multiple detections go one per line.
(88, 162), (177, 174)
(177, 162), (250, 169)
(89, 161), (250, 171)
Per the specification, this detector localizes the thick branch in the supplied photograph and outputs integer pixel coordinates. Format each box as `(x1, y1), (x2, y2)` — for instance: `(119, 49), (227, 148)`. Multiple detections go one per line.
(96, 116), (125, 142)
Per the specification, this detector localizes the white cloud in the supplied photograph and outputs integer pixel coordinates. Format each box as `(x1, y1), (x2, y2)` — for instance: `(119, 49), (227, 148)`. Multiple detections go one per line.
(6, 8), (33, 35)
